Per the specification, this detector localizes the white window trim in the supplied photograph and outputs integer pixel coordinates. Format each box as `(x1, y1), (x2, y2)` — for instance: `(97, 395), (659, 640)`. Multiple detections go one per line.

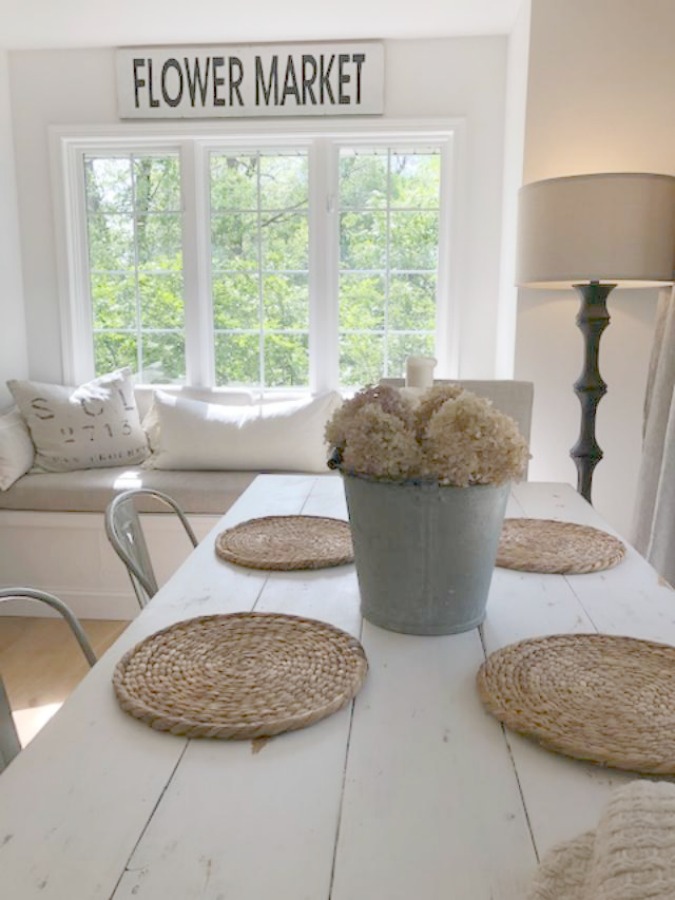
(49, 118), (465, 390)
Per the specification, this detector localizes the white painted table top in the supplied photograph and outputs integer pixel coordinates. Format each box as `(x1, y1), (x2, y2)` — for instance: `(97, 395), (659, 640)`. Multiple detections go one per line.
(1, 475), (673, 899)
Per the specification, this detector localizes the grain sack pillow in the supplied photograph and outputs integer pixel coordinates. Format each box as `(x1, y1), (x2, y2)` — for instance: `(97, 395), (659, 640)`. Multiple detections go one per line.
(146, 389), (342, 473)
(0, 408), (35, 489)
(8, 369), (149, 473)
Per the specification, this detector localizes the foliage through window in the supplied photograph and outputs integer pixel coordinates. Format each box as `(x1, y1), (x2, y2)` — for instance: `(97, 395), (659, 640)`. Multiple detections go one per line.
(339, 147), (439, 386)
(85, 153), (185, 383)
(210, 151), (310, 388)
(77, 130), (451, 393)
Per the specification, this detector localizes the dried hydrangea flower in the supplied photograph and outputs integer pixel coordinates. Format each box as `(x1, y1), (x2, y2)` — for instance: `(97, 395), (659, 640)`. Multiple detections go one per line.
(325, 384), (414, 452)
(423, 393), (529, 486)
(340, 405), (422, 481)
(413, 384), (465, 439)
(325, 383), (529, 487)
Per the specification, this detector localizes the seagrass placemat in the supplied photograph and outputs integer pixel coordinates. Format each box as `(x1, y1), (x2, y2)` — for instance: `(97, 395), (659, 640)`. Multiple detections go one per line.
(497, 518), (626, 574)
(113, 612), (368, 740)
(215, 515), (353, 570)
(477, 633), (675, 774)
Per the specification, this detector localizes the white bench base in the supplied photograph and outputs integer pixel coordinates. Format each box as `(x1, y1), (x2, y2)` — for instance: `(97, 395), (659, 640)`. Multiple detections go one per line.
(0, 510), (220, 619)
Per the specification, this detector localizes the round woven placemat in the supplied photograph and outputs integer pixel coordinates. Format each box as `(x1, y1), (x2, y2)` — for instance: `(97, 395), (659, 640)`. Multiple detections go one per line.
(477, 633), (675, 774)
(496, 518), (626, 574)
(215, 515), (353, 571)
(113, 613), (368, 740)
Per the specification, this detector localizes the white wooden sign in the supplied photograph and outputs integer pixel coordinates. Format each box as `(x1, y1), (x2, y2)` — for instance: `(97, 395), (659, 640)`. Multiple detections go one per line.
(116, 43), (384, 118)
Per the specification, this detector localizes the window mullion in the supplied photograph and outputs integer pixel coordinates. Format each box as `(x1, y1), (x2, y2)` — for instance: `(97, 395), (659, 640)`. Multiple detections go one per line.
(181, 141), (213, 386)
(256, 153), (265, 391)
(436, 135), (458, 378)
(309, 138), (339, 393)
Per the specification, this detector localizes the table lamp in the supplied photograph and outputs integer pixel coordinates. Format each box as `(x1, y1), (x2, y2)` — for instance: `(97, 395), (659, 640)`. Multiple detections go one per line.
(516, 172), (675, 503)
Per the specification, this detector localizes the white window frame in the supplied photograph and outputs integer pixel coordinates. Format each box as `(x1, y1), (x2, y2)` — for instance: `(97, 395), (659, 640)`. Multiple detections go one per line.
(50, 119), (464, 392)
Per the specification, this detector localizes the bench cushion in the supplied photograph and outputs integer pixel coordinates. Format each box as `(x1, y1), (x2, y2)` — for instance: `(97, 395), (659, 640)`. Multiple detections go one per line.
(0, 467), (258, 515)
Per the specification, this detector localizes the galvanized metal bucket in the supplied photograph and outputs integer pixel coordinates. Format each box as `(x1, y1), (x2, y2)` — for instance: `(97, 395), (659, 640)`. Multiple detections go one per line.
(342, 475), (510, 635)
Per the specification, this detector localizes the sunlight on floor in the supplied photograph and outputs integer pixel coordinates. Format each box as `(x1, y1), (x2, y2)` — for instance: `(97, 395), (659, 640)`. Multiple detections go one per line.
(13, 702), (64, 747)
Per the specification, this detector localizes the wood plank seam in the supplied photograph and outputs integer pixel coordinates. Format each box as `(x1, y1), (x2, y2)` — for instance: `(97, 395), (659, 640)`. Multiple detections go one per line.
(111, 740), (190, 896)
(478, 625), (541, 865)
(328, 613), (366, 899)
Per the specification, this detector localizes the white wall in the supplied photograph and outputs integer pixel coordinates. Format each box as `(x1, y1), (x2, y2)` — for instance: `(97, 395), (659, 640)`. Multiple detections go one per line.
(496, 0), (530, 377)
(8, 38), (509, 388)
(0, 50), (28, 408)
(515, 0), (675, 538)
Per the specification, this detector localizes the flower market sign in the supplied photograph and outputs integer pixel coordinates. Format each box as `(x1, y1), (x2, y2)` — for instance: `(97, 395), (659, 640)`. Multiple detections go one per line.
(116, 42), (384, 118)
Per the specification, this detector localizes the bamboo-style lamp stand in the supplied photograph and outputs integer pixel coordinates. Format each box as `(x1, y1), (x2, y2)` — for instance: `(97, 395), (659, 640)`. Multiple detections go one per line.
(570, 282), (613, 502)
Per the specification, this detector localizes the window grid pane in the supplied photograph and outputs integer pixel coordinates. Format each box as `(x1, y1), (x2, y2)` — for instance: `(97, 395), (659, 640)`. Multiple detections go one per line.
(85, 152), (185, 383)
(210, 150), (310, 390)
(338, 147), (441, 388)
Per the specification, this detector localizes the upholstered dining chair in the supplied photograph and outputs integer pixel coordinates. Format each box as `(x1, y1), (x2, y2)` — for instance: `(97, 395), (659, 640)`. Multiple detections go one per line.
(105, 488), (199, 610)
(0, 587), (97, 773)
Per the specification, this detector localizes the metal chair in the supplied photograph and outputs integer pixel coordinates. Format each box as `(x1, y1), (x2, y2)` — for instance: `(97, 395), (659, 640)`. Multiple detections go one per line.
(0, 587), (97, 773)
(105, 488), (199, 609)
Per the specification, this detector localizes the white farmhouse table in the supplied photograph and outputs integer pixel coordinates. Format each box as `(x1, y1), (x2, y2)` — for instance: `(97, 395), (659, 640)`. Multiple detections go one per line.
(1, 474), (674, 900)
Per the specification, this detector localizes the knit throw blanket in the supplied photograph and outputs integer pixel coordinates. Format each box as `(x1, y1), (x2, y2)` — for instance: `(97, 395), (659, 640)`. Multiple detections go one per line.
(527, 781), (675, 900)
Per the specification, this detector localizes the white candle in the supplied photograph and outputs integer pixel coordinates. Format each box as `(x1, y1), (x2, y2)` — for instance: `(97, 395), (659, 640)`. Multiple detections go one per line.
(405, 355), (437, 389)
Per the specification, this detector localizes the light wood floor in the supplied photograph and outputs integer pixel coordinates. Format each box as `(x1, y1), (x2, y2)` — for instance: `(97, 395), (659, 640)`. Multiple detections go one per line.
(0, 616), (130, 747)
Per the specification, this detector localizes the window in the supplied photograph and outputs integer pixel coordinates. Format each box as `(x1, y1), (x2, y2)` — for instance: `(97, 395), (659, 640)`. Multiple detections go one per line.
(59, 124), (456, 394)
(210, 150), (310, 388)
(85, 153), (185, 382)
(338, 147), (440, 386)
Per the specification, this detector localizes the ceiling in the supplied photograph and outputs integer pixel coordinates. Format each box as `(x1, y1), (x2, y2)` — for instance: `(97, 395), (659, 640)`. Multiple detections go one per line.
(1, 0), (524, 50)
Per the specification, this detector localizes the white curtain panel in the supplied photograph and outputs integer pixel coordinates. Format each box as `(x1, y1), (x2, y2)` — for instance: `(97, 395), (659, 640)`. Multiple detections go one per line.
(632, 286), (675, 585)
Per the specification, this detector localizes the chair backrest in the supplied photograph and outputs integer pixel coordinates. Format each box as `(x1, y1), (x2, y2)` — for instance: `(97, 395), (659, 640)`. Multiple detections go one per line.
(0, 587), (97, 773)
(380, 379), (534, 444)
(105, 488), (199, 609)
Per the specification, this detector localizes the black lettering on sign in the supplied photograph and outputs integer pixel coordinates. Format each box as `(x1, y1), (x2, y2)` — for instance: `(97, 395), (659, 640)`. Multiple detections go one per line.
(319, 55), (335, 105)
(256, 55), (278, 106)
(213, 56), (226, 107)
(338, 54), (350, 105)
(184, 57), (211, 106)
(229, 57), (244, 106)
(352, 53), (365, 104)
(281, 57), (300, 106)
(301, 55), (317, 105)
(132, 59), (146, 109)
(161, 58), (184, 107)
(147, 59), (160, 108)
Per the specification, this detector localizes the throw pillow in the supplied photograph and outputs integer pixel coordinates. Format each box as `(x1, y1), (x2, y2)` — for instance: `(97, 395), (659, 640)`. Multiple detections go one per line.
(8, 369), (149, 473)
(141, 386), (255, 452)
(0, 408), (35, 490)
(147, 390), (343, 473)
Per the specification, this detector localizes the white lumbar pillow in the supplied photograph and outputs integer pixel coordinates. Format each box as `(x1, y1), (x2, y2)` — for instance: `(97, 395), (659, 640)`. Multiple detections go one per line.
(8, 369), (149, 473)
(147, 389), (343, 473)
(141, 386), (255, 452)
(0, 408), (35, 490)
